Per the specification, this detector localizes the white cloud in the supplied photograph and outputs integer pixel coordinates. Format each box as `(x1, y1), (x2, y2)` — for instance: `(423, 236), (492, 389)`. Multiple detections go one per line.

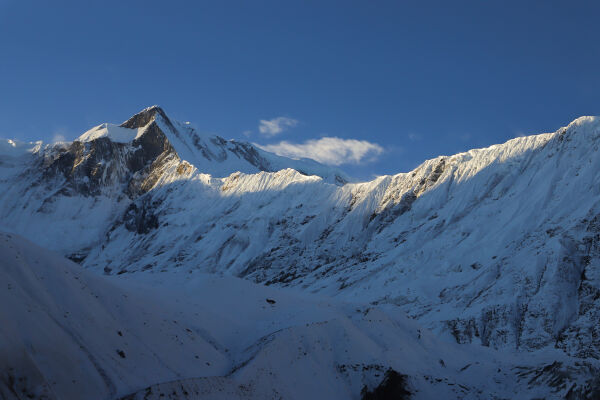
(257, 137), (384, 166)
(258, 117), (298, 137)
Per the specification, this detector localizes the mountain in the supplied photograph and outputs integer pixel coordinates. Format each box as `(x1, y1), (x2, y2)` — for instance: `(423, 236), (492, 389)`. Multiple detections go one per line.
(79, 105), (348, 184)
(0, 106), (345, 257)
(2, 231), (597, 400)
(1, 107), (600, 398)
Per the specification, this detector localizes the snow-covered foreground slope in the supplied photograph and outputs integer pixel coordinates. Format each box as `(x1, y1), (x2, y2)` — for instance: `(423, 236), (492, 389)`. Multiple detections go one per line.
(7, 232), (592, 400)
(2, 107), (600, 397)
(0, 232), (229, 399)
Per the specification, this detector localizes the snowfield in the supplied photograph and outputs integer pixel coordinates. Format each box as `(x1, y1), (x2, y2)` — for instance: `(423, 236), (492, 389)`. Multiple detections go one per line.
(2, 232), (596, 399)
(1, 106), (600, 398)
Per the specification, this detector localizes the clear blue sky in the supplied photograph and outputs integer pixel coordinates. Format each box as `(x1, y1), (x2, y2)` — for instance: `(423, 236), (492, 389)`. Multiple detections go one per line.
(1, 0), (599, 179)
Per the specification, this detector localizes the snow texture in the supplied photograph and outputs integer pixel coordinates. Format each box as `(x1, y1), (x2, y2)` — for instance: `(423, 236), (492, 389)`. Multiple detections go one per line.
(2, 232), (597, 399)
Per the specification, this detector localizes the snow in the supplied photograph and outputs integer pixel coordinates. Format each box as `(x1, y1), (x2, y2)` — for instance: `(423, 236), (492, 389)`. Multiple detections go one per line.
(156, 117), (348, 184)
(77, 123), (147, 143)
(1, 232), (591, 399)
(0, 139), (41, 157)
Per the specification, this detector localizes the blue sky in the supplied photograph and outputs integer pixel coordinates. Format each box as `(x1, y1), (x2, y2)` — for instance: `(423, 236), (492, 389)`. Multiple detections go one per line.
(1, 0), (599, 179)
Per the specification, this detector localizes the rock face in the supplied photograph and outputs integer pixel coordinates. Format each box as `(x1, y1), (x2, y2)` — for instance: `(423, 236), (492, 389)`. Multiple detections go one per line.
(40, 114), (176, 198)
(1, 108), (600, 370)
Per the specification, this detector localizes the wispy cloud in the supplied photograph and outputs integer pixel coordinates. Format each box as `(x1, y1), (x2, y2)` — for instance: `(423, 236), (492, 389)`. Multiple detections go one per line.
(52, 133), (66, 143)
(459, 133), (472, 142)
(257, 137), (384, 166)
(258, 117), (298, 137)
(51, 127), (70, 143)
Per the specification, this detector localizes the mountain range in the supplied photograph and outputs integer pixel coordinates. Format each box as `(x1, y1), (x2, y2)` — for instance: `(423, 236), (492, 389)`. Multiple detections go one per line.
(1, 106), (599, 399)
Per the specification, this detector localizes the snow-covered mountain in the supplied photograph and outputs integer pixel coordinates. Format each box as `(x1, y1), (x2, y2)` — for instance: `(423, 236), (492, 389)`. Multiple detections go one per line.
(2, 106), (600, 398)
(2, 232), (597, 399)
(0, 106), (345, 256)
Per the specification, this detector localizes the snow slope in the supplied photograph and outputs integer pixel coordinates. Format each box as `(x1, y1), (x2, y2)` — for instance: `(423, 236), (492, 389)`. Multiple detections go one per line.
(77, 123), (147, 143)
(2, 232), (597, 400)
(0, 232), (229, 399)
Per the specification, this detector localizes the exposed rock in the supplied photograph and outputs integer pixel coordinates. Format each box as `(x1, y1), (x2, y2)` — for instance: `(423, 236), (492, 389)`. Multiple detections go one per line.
(123, 200), (159, 235)
(361, 369), (411, 400)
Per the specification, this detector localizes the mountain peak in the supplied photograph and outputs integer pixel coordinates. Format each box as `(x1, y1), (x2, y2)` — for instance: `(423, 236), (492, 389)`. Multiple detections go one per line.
(61, 106), (348, 185)
(75, 106), (174, 144)
(121, 105), (171, 129)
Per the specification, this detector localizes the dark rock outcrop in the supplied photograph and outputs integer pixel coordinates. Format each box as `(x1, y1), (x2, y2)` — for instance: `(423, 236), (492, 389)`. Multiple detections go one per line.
(361, 369), (411, 400)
